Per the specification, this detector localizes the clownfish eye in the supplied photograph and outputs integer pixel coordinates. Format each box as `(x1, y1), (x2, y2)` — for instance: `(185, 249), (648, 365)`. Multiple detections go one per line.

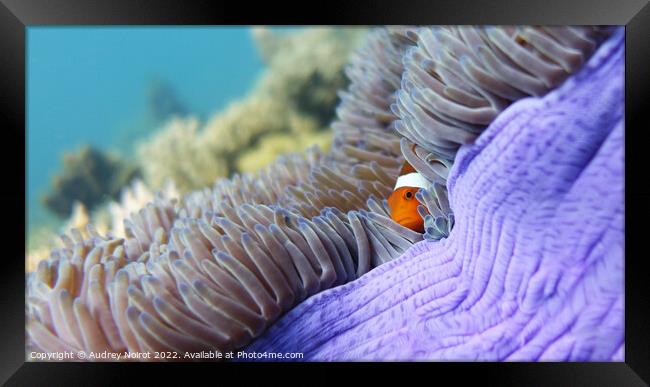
(404, 191), (414, 200)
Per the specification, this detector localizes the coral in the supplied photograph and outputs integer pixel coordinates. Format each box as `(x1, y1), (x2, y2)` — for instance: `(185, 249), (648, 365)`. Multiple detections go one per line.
(245, 29), (624, 360)
(41, 146), (141, 219)
(138, 27), (366, 193)
(253, 27), (365, 127)
(24, 26), (621, 362)
(137, 117), (220, 194)
(236, 131), (332, 174)
(146, 77), (188, 124)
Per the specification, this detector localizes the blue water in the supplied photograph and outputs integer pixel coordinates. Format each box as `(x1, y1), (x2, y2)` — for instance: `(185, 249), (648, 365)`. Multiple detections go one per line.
(27, 26), (266, 235)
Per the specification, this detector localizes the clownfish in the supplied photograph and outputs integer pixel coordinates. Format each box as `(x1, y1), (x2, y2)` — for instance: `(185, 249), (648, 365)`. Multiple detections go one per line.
(387, 159), (429, 233)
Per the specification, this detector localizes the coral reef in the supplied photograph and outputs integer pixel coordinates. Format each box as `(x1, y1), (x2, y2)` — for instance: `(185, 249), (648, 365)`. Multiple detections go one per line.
(136, 117), (219, 194)
(25, 26), (621, 361)
(253, 27), (364, 128)
(236, 130), (332, 174)
(41, 146), (141, 219)
(138, 27), (367, 193)
(146, 77), (188, 124)
(246, 28), (624, 360)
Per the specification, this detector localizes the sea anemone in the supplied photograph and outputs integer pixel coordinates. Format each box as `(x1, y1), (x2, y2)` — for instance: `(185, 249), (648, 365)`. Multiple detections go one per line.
(245, 29), (624, 360)
(26, 152), (420, 356)
(395, 26), (613, 162)
(26, 26), (614, 360)
(392, 26), (612, 240)
(26, 27), (419, 359)
(138, 27), (366, 193)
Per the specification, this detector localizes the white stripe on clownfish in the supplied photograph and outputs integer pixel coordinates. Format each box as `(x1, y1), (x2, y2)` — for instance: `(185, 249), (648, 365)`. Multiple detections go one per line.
(394, 172), (428, 190)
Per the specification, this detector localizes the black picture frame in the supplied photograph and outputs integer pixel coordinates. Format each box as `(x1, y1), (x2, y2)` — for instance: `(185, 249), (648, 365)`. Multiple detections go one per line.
(3, 0), (648, 384)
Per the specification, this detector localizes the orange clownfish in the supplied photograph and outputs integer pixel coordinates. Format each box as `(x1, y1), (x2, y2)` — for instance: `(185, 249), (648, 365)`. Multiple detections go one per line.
(387, 160), (429, 233)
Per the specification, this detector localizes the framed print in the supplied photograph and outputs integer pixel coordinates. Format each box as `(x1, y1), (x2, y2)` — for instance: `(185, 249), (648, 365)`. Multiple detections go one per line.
(2, 0), (648, 384)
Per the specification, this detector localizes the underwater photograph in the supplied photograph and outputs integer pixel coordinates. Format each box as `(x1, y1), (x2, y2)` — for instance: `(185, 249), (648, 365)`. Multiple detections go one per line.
(25, 25), (624, 362)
